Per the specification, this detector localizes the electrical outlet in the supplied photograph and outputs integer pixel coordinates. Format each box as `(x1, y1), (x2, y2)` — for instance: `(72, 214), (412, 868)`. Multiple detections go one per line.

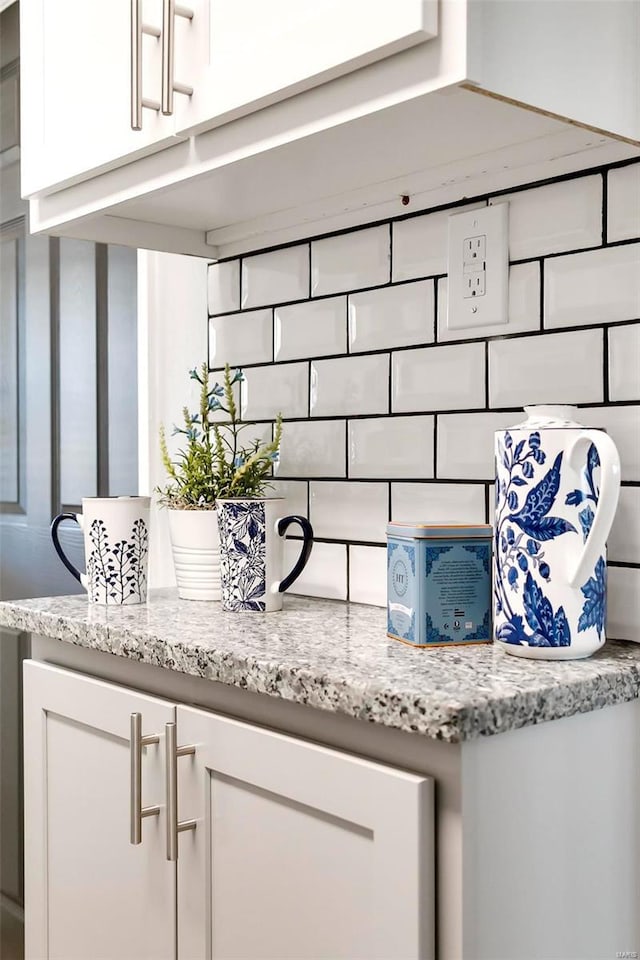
(447, 205), (509, 330)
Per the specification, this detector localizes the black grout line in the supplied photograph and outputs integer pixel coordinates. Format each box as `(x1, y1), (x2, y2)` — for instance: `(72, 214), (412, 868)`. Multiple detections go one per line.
(608, 561), (640, 570)
(432, 277), (439, 343)
(538, 259), (545, 330)
(603, 327), (610, 403)
(484, 341), (490, 409)
(484, 483), (491, 525)
(345, 544), (351, 601)
(387, 222), (393, 284)
(432, 415), (438, 480)
(307, 243), (312, 299)
(238, 257), (243, 309)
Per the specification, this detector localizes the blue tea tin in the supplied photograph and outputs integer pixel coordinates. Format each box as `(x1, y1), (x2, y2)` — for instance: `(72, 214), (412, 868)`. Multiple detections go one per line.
(387, 521), (493, 647)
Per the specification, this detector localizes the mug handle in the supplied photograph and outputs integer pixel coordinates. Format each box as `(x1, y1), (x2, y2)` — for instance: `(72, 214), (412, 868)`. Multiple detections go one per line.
(565, 430), (621, 587)
(51, 513), (88, 590)
(275, 515), (314, 593)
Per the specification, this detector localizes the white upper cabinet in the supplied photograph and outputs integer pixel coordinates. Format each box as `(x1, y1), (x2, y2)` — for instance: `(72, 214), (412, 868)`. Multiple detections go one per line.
(171, 0), (438, 137)
(20, 0), (179, 196)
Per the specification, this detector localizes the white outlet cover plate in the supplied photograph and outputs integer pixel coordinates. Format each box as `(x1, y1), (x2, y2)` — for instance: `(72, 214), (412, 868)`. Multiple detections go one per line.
(447, 203), (509, 331)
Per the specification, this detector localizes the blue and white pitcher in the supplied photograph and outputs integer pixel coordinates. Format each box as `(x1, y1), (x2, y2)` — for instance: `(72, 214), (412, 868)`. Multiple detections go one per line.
(494, 405), (620, 660)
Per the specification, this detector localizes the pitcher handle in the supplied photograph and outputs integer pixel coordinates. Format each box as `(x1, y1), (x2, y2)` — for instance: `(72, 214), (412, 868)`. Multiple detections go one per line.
(275, 516), (314, 593)
(565, 430), (620, 588)
(51, 513), (89, 590)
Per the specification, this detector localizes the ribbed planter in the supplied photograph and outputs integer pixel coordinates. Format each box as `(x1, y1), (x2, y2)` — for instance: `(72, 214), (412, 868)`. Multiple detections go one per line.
(167, 508), (220, 601)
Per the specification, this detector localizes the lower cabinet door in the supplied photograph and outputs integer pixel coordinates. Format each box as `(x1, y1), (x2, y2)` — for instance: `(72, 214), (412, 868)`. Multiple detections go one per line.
(175, 705), (434, 959)
(23, 660), (176, 960)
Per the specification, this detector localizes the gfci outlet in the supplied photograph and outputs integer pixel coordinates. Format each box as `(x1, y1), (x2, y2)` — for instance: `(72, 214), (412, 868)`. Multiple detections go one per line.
(447, 204), (509, 331)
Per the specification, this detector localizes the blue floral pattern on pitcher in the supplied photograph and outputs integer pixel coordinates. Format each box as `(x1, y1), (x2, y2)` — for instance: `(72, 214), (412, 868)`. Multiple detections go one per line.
(495, 430), (606, 649)
(217, 501), (267, 611)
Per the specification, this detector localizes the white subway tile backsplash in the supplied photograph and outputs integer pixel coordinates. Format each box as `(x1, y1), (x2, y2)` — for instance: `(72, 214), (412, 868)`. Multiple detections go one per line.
(489, 329), (603, 408)
(241, 362), (308, 420)
(608, 164), (640, 243)
(285, 540), (347, 600)
(545, 243), (640, 328)
(495, 176), (602, 260)
(201, 161), (640, 624)
(209, 309), (272, 368)
(311, 226), (390, 296)
(437, 261), (540, 342)
(393, 342), (485, 412)
(349, 545), (387, 606)
(207, 260), (240, 315)
(310, 482), (388, 542)
(438, 411), (520, 480)
(392, 202), (485, 281)
(311, 354), (389, 417)
(608, 487), (640, 564)
(242, 245), (309, 308)
(349, 280), (434, 353)
(392, 482), (486, 523)
(581, 406), (640, 482)
(277, 420), (346, 478)
(609, 324), (640, 402)
(607, 566), (640, 642)
(268, 481), (308, 518)
(348, 416), (434, 479)
(275, 297), (346, 361)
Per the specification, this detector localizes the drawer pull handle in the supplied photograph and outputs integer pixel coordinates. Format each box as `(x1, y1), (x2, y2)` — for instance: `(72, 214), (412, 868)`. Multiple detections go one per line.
(162, 0), (194, 116)
(165, 721), (196, 861)
(131, 0), (162, 129)
(130, 712), (160, 844)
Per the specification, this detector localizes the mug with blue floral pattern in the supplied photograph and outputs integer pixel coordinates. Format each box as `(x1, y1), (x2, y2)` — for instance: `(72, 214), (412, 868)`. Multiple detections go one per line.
(494, 406), (620, 660)
(217, 498), (313, 612)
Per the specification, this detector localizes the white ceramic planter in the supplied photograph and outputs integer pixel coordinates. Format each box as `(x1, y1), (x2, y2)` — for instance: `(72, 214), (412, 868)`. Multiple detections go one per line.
(167, 508), (220, 601)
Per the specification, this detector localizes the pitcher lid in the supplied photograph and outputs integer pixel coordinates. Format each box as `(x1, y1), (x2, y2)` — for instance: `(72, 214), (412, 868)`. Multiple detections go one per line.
(510, 404), (584, 429)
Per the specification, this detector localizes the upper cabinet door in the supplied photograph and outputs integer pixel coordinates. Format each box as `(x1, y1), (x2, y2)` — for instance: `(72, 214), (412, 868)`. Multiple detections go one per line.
(23, 660), (176, 960)
(171, 0), (438, 137)
(175, 704), (435, 959)
(21, 0), (179, 197)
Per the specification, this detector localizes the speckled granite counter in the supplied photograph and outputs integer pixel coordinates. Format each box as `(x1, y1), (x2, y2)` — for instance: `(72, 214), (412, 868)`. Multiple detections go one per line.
(1, 590), (640, 742)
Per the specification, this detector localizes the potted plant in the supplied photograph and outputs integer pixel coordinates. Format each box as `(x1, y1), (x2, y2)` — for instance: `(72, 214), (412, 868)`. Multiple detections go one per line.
(158, 362), (283, 601)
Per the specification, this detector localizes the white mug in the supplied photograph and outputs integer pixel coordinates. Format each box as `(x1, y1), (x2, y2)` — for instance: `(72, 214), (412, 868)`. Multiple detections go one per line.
(51, 497), (151, 605)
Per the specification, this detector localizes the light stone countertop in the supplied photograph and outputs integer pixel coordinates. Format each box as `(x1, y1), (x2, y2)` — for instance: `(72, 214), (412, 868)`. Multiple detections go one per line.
(1, 590), (640, 742)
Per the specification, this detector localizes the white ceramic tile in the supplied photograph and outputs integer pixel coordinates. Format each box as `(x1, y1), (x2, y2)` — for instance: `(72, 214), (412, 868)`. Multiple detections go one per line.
(348, 416), (434, 479)
(209, 309), (272, 367)
(437, 411), (520, 480)
(608, 163), (640, 242)
(207, 260), (240, 315)
(392, 201), (486, 281)
(494, 176), (602, 260)
(488, 483), (496, 526)
(241, 245), (309, 308)
(349, 545), (387, 606)
(607, 565), (640, 642)
(609, 324), (640, 402)
(437, 262), (540, 342)
(489, 329), (603, 408)
(545, 243), (640, 328)
(348, 280), (434, 353)
(268, 480), (308, 518)
(275, 296), (346, 362)
(392, 482), (486, 523)
(608, 486), (640, 564)
(311, 354), (389, 417)
(241, 362), (308, 420)
(285, 540), (347, 600)
(310, 482), (388, 543)
(581, 406), (640, 482)
(392, 343), (485, 412)
(311, 226), (390, 296)
(276, 420), (346, 478)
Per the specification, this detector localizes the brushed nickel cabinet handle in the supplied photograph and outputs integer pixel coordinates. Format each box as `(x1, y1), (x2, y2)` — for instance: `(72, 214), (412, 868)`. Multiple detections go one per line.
(165, 721), (196, 861)
(131, 0), (162, 130)
(162, 0), (194, 116)
(130, 712), (161, 844)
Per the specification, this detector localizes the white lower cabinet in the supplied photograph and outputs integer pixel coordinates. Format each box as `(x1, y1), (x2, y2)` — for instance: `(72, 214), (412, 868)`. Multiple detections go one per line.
(24, 661), (434, 960)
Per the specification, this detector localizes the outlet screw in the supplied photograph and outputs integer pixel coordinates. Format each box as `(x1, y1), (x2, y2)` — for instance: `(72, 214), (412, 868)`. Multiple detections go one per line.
(401, 195), (410, 206)
(471, 306), (478, 313)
